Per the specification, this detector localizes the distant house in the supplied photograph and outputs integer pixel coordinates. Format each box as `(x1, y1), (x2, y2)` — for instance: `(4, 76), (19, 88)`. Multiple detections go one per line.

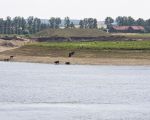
(110, 26), (145, 33)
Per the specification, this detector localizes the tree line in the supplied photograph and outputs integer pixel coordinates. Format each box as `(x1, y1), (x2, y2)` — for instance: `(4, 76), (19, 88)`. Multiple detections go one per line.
(105, 16), (150, 32)
(49, 17), (97, 29)
(0, 16), (49, 35)
(0, 16), (98, 35)
(1, 16), (150, 35)
(79, 18), (97, 29)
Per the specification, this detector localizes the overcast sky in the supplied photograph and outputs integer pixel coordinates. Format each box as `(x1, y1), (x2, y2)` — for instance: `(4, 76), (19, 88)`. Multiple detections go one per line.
(0, 0), (149, 20)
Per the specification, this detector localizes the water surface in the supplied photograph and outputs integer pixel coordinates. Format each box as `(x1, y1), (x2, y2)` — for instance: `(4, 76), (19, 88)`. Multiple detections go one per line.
(0, 62), (150, 120)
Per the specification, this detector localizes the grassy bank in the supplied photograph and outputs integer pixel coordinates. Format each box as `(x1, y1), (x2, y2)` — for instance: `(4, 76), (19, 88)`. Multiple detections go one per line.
(28, 41), (150, 50)
(1, 41), (150, 65)
(0, 41), (150, 59)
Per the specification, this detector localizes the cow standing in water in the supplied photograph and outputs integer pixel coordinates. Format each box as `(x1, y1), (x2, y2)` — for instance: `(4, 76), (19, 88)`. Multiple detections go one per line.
(68, 51), (75, 57)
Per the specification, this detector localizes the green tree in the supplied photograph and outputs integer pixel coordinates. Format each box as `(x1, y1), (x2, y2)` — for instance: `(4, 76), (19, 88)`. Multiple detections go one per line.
(64, 17), (70, 28)
(127, 16), (135, 26)
(145, 19), (150, 26)
(116, 16), (135, 26)
(18, 17), (23, 34)
(88, 18), (94, 29)
(37, 18), (41, 32)
(116, 16), (124, 26)
(49, 17), (55, 29)
(79, 20), (84, 28)
(49, 17), (61, 29)
(21, 17), (27, 34)
(32, 18), (41, 33)
(80, 18), (97, 29)
(27, 16), (34, 34)
(13, 17), (19, 34)
(122, 16), (128, 25)
(6, 16), (12, 34)
(93, 19), (97, 29)
(136, 18), (145, 26)
(83, 18), (88, 28)
(105, 17), (114, 28)
(0, 19), (4, 34)
(55, 18), (61, 29)
(145, 19), (150, 32)
(70, 22), (75, 28)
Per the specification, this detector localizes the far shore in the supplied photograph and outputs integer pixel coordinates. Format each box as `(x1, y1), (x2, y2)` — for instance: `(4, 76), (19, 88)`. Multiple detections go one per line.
(0, 55), (150, 65)
(1, 40), (150, 65)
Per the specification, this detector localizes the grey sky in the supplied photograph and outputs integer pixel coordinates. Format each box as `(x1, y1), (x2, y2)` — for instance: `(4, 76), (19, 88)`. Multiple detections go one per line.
(0, 0), (149, 20)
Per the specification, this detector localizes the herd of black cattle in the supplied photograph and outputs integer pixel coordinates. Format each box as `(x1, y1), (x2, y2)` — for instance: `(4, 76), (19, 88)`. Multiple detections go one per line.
(3, 51), (75, 65)
(54, 51), (75, 65)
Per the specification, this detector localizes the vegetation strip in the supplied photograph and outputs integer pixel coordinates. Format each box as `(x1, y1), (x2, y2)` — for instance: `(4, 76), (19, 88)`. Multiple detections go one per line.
(28, 41), (150, 50)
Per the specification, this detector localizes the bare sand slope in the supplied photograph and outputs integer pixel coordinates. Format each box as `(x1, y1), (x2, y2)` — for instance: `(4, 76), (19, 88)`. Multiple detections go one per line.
(0, 39), (30, 52)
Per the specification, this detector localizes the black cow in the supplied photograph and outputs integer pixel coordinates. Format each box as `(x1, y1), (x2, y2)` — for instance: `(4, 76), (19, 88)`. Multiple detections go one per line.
(54, 61), (59, 64)
(4, 58), (9, 62)
(10, 56), (14, 60)
(68, 51), (75, 57)
(65, 62), (70, 65)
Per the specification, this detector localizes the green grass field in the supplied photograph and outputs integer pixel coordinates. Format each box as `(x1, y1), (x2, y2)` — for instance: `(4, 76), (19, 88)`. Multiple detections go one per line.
(28, 41), (150, 50)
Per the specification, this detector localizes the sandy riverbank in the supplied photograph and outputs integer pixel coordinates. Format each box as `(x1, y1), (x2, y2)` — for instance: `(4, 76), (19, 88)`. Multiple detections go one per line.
(1, 39), (150, 65)
(0, 55), (150, 65)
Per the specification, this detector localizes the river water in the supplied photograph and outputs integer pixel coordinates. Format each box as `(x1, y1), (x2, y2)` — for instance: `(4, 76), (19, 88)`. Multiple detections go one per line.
(0, 62), (150, 120)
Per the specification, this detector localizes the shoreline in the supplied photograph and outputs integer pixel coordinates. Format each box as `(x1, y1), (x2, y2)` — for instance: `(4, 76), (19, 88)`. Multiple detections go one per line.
(0, 55), (150, 66)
